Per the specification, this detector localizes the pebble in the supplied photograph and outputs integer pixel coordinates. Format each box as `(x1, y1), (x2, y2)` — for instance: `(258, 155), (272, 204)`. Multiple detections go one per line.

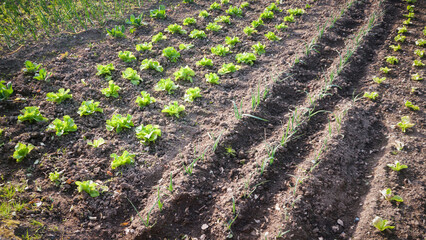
(337, 219), (344, 226)
(201, 224), (209, 230)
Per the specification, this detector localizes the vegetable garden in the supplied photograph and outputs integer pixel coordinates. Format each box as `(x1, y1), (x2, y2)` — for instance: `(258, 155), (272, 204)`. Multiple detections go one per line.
(0, 0), (424, 239)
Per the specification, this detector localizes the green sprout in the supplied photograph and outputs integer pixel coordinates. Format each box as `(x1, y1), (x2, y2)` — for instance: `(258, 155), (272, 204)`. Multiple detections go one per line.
(260, 9), (274, 19)
(405, 100), (419, 111)
(414, 49), (424, 58)
(379, 67), (391, 74)
(199, 10), (210, 18)
(225, 36), (240, 47)
(87, 138), (105, 148)
(413, 60), (425, 67)
(152, 32), (167, 43)
(380, 188), (403, 202)
(397, 26), (407, 34)
(22, 60), (41, 75)
(165, 24), (187, 34)
(96, 63), (115, 79)
(387, 160), (408, 171)
(363, 91), (379, 100)
(162, 47), (180, 63)
(136, 42), (153, 52)
(210, 2), (221, 10)
(283, 15), (295, 23)
(150, 5), (166, 19)
(107, 25), (125, 38)
(206, 22), (223, 32)
(179, 43), (194, 50)
(0, 81), (13, 100)
(218, 63), (240, 75)
(385, 56), (398, 65)
(183, 17), (197, 26)
(394, 35), (406, 43)
(372, 76), (386, 84)
(49, 171), (61, 184)
(196, 57), (213, 67)
(251, 19), (264, 28)
(411, 73), (423, 81)
(275, 23), (288, 31)
(33, 68), (52, 81)
(215, 16), (231, 24)
(396, 116), (414, 132)
(236, 52), (256, 65)
(226, 5), (242, 17)
(389, 44), (401, 51)
(118, 51), (136, 62)
(211, 44), (231, 56)
(265, 32), (281, 41)
(252, 42), (266, 55)
(372, 216), (395, 232)
(244, 26), (257, 36)
(189, 29), (207, 39)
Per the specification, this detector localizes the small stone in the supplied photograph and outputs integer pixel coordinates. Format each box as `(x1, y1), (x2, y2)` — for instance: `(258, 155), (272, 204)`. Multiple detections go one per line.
(201, 224), (209, 230)
(332, 225), (339, 232)
(337, 219), (344, 226)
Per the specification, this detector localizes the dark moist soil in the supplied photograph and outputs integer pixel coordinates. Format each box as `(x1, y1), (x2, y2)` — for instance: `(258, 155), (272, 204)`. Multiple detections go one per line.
(0, 0), (424, 239)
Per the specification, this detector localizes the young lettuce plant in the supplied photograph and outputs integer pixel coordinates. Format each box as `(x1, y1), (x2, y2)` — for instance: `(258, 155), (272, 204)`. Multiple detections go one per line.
(389, 44), (401, 51)
(287, 8), (305, 16)
(196, 57), (213, 67)
(221, 0), (229, 4)
(215, 16), (231, 24)
(18, 106), (48, 122)
(189, 29), (207, 39)
(236, 52), (256, 65)
(275, 23), (288, 31)
(155, 78), (178, 94)
(140, 59), (164, 72)
(402, 18), (412, 25)
(397, 26), (407, 34)
(363, 91), (379, 100)
(135, 124), (161, 145)
(183, 17), (197, 26)
(152, 32), (167, 43)
(135, 91), (156, 108)
(396, 116), (414, 132)
(218, 63), (240, 75)
(162, 101), (185, 118)
(411, 73), (423, 81)
(413, 60), (425, 67)
(106, 114), (134, 133)
(0, 81), (13, 100)
(205, 73), (220, 84)
(266, 2), (281, 12)
(87, 138), (105, 148)
(372, 76), (386, 84)
(126, 14), (147, 27)
(122, 68), (142, 85)
(251, 19), (264, 28)
(34, 68), (53, 81)
(385, 56), (398, 65)
(75, 180), (100, 197)
(414, 49), (424, 58)
(150, 5), (166, 19)
(135, 42), (153, 52)
(184, 87), (202, 102)
(265, 32), (281, 41)
(206, 22), (223, 32)
(165, 24), (187, 34)
(380, 67), (391, 74)
(179, 43), (194, 50)
(283, 15), (295, 23)
(118, 51), (137, 62)
(394, 35), (406, 43)
(211, 44), (231, 56)
(96, 63), (115, 80)
(101, 81), (121, 98)
(49, 171), (61, 185)
(226, 5), (242, 17)
(46, 115), (78, 136)
(260, 9), (274, 19)
(162, 47), (180, 62)
(251, 42), (266, 56)
(387, 160), (408, 171)
(199, 10), (210, 18)
(244, 26), (257, 36)
(107, 25), (125, 38)
(225, 36), (240, 48)
(111, 151), (135, 169)
(415, 39), (426, 46)
(174, 66), (195, 82)
(404, 100), (419, 111)
(240, 2), (249, 8)
(46, 88), (72, 103)
(372, 216), (395, 232)
(13, 142), (35, 163)
(210, 2), (221, 10)
(22, 60), (41, 75)
(380, 188), (403, 202)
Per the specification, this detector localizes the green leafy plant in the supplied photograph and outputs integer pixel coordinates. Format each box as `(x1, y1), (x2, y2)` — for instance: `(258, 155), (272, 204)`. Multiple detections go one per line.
(221, 0), (229, 4)
(372, 76), (386, 84)
(46, 88), (72, 103)
(403, 18), (412, 25)
(196, 57), (213, 67)
(266, 2), (281, 12)
(136, 42), (153, 52)
(165, 24), (187, 34)
(106, 114), (134, 133)
(152, 32), (167, 43)
(33, 68), (52, 81)
(206, 22), (222, 32)
(78, 100), (103, 116)
(13, 142), (35, 163)
(162, 101), (185, 118)
(189, 29), (207, 39)
(140, 59), (164, 72)
(22, 60), (41, 75)
(150, 5), (166, 19)
(413, 59), (425, 67)
(225, 36), (240, 47)
(122, 68), (142, 85)
(380, 67), (391, 74)
(415, 39), (425, 46)
(183, 17), (196, 26)
(46, 115), (78, 136)
(199, 10), (209, 18)
(305, 3), (311, 9)
(184, 87), (202, 102)
(394, 35), (406, 43)
(240, 2), (249, 8)
(387, 160), (408, 171)
(49, 171), (61, 184)
(101, 81), (120, 98)
(265, 32), (281, 41)
(260, 9), (274, 19)
(126, 14), (147, 27)
(403, 12), (414, 18)
(111, 151), (135, 169)
(252, 42), (266, 55)
(87, 138), (105, 148)
(107, 25), (125, 38)
(363, 91), (378, 100)
(389, 44), (401, 51)
(0, 81), (13, 100)
(210, 2), (221, 10)
(385, 56), (398, 65)
(215, 16), (231, 24)
(75, 180), (99, 197)
(283, 15), (295, 23)
(135, 124), (162, 145)
(18, 106), (48, 122)
(205, 73), (220, 84)
(135, 91), (156, 107)
(411, 73), (423, 81)
(275, 23), (288, 31)
(372, 216), (395, 232)
(218, 63), (240, 75)
(155, 78), (178, 94)
(162, 47), (180, 63)
(380, 188), (403, 202)
(251, 19), (264, 28)
(236, 52), (256, 65)
(397, 26), (407, 34)
(396, 116), (414, 133)
(226, 5), (242, 17)
(179, 43), (194, 50)
(118, 51), (136, 62)
(96, 63), (115, 78)
(211, 44), (230, 56)
(183, 0), (194, 3)
(287, 8), (304, 16)
(414, 49), (424, 58)
(174, 66), (195, 82)
(243, 26), (257, 36)
(405, 100), (419, 111)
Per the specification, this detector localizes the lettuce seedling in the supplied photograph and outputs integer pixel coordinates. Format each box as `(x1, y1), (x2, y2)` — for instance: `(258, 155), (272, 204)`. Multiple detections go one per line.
(199, 10), (210, 18)
(135, 124), (162, 145)
(380, 188), (403, 202)
(18, 106), (48, 122)
(275, 23), (288, 31)
(396, 116), (414, 132)
(135, 91), (156, 107)
(372, 76), (386, 84)
(265, 32), (281, 41)
(0, 81), (13, 100)
(240, 2), (249, 8)
(49, 171), (61, 185)
(46, 88), (72, 103)
(155, 78), (178, 94)
(183, 0), (194, 3)
(266, 3), (281, 12)
(413, 59), (425, 67)
(126, 14), (147, 27)
(34, 68), (53, 81)
(252, 42), (266, 55)
(243, 26), (257, 36)
(136, 42), (153, 52)
(174, 66), (195, 82)
(405, 100), (419, 111)
(205, 73), (220, 84)
(152, 32), (167, 43)
(189, 29), (207, 39)
(372, 216), (395, 232)
(287, 8), (305, 16)
(22, 60), (41, 75)
(162, 101), (185, 118)
(305, 3), (311, 8)
(403, 18), (412, 25)
(210, 2), (221, 10)
(225, 36), (240, 47)
(218, 63), (240, 75)
(184, 87), (202, 102)
(75, 180), (99, 197)
(415, 39), (425, 46)
(385, 56), (398, 65)
(394, 35), (406, 43)
(411, 73), (423, 81)
(107, 25), (125, 38)
(46, 115), (78, 136)
(414, 49), (424, 58)
(166, 24), (187, 34)
(179, 43), (194, 50)
(380, 67), (391, 74)
(118, 51), (136, 62)
(206, 22), (223, 32)
(150, 5), (166, 19)
(403, 12), (414, 18)
(140, 59), (164, 72)
(407, 5), (414, 12)
(162, 47), (180, 63)
(122, 68), (142, 85)
(196, 57), (213, 67)
(211, 44), (230, 56)
(226, 6), (242, 17)
(260, 9), (274, 19)
(183, 17), (196, 25)
(387, 160), (408, 171)
(215, 16), (231, 24)
(397, 26), (407, 34)
(96, 63), (115, 79)
(363, 91), (378, 100)
(221, 0), (229, 4)
(106, 114), (134, 133)
(111, 151), (135, 169)
(236, 52), (256, 65)
(283, 15), (295, 23)
(13, 142), (35, 163)
(251, 19), (264, 28)
(101, 81), (120, 98)
(389, 44), (401, 51)
(78, 100), (103, 116)
(87, 138), (105, 148)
